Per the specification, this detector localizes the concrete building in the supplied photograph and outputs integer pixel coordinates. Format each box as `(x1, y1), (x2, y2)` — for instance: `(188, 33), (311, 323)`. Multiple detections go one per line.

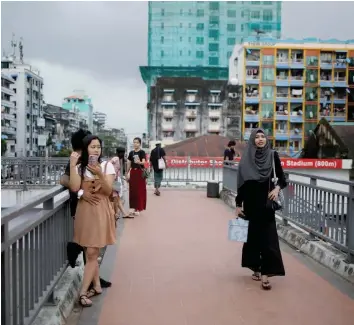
(2, 56), (45, 157)
(1, 73), (16, 157)
(229, 37), (354, 155)
(62, 90), (93, 131)
(148, 77), (241, 146)
(93, 111), (107, 129)
(140, 1), (282, 135)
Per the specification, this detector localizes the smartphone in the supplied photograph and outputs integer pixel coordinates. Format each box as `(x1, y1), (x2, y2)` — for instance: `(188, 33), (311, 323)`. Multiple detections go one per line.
(88, 155), (99, 165)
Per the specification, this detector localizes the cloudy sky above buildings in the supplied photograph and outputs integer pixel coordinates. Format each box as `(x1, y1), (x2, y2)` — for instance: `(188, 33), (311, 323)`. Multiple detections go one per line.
(1, 1), (354, 134)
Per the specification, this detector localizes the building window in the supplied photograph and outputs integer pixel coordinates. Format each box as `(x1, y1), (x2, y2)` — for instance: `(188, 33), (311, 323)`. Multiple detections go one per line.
(263, 24), (272, 32)
(180, 50), (183, 56)
(161, 9), (165, 16)
(180, 9), (183, 15)
(251, 11), (260, 19)
(227, 10), (236, 17)
(27, 88), (30, 95)
(163, 131), (174, 138)
(227, 24), (236, 32)
(189, 9), (192, 15)
(196, 23), (204, 30)
(227, 51), (232, 59)
(161, 36), (164, 44)
(252, 1), (260, 4)
(227, 38), (236, 46)
(263, 9), (273, 21)
(161, 50), (164, 57)
(241, 24), (244, 31)
(180, 36), (183, 42)
(161, 22), (164, 29)
(188, 50), (191, 56)
(209, 57), (219, 66)
(180, 22), (183, 28)
(196, 37), (204, 45)
(263, 1), (272, 4)
(209, 2), (219, 10)
(209, 43), (219, 51)
(26, 100), (29, 107)
(197, 9), (204, 17)
(209, 29), (219, 39)
(189, 37), (192, 42)
(186, 132), (196, 138)
(241, 11), (244, 18)
(189, 22), (192, 28)
(209, 16), (219, 24)
(196, 51), (204, 58)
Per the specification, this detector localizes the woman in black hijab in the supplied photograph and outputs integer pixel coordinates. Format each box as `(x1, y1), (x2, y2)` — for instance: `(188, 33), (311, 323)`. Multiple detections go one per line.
(235, 128), (286, 290)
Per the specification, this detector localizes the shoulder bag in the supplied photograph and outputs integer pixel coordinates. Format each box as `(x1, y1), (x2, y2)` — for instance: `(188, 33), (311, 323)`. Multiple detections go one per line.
(266, 151), (284, 212)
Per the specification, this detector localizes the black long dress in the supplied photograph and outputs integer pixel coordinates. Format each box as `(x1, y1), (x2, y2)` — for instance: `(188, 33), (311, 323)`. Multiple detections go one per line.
(235, 151), (286, 277)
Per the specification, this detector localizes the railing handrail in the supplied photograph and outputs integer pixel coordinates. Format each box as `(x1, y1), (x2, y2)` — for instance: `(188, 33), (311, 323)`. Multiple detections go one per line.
(1, 185), (66, 224)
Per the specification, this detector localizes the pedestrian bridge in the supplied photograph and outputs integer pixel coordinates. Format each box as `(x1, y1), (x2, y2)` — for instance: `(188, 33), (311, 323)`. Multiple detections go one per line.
(2, 164), (354, 325)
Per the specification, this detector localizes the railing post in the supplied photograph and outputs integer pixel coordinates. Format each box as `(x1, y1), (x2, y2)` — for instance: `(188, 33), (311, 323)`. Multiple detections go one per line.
(282, 172), (289, 226)
(307, 177), (318, 240)
(1, 222), (11, 324)
(211, 159), (215, 181)
(186, 156), (190, 184)
(346, 183), (354, 263)
(43, 197), (54, 210)
(23, 158), (28, 191)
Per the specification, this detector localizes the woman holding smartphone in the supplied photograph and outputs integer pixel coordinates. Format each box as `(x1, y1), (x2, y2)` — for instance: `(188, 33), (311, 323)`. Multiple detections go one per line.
(68, 135), (116, 307)
(126, 137), (147, 216)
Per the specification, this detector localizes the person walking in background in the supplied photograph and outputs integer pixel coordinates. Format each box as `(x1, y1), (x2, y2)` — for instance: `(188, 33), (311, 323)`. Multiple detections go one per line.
(126, 137), (147, 216)
(149, 141), (166, 196)
(60, 129), (111, 289)
(224, 140), (236, 161)
(110, 154), (133, 219)
(68, 135), (116, 307)
(235, 128), (286, 290)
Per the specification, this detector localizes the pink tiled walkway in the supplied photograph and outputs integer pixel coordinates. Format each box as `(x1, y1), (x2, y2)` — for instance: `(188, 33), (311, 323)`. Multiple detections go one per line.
(98, 190), (354, 325)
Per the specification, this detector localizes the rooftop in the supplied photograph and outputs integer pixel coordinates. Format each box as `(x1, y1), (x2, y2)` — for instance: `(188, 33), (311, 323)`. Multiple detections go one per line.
(243, 36), (354, 45)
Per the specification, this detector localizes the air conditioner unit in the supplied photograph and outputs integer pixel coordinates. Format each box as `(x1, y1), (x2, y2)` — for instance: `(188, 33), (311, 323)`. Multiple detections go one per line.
(229, 92), (238, 98)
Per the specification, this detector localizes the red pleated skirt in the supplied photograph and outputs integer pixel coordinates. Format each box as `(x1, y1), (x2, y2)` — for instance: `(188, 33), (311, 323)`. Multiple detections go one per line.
(129, 168), (147, 211)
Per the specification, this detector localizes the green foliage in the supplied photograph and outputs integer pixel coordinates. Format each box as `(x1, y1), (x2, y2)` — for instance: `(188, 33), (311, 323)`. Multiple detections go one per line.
(53, 148), (72, 157)
(1, 139), (7, 156)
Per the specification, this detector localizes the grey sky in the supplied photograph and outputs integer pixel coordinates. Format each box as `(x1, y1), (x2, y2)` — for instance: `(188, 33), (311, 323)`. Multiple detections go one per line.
(1, 1), (354, 134)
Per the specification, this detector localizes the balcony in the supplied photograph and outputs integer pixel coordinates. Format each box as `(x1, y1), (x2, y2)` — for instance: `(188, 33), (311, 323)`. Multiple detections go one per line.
(1, 99), (15, 109)
(186, 109), (197, 118)
(161, 123), (173, 131)
(289, 111), (304, 123)
(276, 70), (290, 87)
(320, 72), (333, 87)
(208, 123), (220, 132)
(276, 87), (288, 103)
(2, 113), (16, 121)
(1, 86), (15, 97)
(290, 54), (304, 69)
(2, 126), (16, 135)
(290, 128), (303, 139)
(333, 105), (346, 122)
(185, 123), (198, 132)
(290, 88), (303, 103)
(334, 75), (347, 88)
(245, 86), (259, 104)
(163, 109), (174, 118)
(275, 128), (289, 141)
(245, 68), (260, 84)
(245, 50), (260, 67)
(209, 109), (221, 118)
(244, 105), (259, 122)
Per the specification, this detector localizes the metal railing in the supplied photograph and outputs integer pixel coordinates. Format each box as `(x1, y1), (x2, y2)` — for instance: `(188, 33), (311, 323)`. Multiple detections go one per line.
(2, 157), (223, 190)
(222, 161), (354, 263)
(1, 186), (72, 325)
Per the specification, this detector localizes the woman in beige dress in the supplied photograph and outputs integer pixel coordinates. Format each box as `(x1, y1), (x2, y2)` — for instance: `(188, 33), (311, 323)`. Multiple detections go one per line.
(68, 135), (116, 307)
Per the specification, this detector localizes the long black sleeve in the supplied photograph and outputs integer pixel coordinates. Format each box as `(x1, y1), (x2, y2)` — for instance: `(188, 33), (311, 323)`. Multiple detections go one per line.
(274, 151), (287, 189)
(235, 184), (245, 207)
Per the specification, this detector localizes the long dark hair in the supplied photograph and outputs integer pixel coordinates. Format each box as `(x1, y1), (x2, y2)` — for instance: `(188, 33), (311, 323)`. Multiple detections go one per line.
(80, 135), (103, 177)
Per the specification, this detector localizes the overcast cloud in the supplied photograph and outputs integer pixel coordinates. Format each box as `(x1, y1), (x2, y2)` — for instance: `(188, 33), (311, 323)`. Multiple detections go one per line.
(1, 1), (354, 134)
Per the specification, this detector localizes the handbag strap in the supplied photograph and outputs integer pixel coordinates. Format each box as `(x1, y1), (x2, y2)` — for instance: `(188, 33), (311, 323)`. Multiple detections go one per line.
(271, 151), (278, 185)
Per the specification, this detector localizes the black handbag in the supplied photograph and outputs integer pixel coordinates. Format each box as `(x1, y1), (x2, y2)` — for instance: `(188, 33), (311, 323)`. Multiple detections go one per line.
(266, 152), (283, 212)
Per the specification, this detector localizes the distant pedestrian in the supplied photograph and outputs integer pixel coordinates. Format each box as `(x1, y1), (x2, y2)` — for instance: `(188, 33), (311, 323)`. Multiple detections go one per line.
(126, 137), (147, 215)
(224, 140), (236, 161)
(149, 141), (167, 196)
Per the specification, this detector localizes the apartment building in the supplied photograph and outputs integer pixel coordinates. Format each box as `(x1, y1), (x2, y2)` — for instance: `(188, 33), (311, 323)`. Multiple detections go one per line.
(2, 57), (45, 157)
(93, 111), (107, 129)
(148, 77), (242, 146)
(140, 1), (282, 134)
(1, 73), (16, 157)
(229, 37), (354, 155)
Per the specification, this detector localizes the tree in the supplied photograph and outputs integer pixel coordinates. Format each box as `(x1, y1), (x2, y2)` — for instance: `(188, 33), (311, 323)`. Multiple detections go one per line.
(53, 148), (72, 157)
(1, 139), (7, 156)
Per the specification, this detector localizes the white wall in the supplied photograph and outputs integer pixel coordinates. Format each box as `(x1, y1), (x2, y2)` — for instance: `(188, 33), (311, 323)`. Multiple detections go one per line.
(228, 45), (244, 84)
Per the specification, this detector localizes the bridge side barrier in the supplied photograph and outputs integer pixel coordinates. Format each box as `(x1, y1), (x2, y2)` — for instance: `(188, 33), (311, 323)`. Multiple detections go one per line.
(1, 186), (72, 325)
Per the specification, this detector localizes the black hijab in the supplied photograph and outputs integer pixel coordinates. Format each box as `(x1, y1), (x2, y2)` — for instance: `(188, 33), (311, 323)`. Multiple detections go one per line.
(237, 128), (273, 190)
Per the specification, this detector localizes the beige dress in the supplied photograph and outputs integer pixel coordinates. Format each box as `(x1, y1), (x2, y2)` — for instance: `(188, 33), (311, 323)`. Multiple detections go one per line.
(73, 162), (116, 248)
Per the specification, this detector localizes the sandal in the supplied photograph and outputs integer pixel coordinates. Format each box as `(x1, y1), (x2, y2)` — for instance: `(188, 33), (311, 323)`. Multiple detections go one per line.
(252, 273), (261, 281)
(261, 280), (272, 290)
(123, 212), (134, 219)
(87, 288), (102, 298)
(79, 294), (92, 307)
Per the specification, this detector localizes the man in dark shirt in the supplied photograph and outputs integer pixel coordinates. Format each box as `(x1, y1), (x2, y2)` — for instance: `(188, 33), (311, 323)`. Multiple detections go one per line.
(224, 140), (236, 161)
(60, 129), (111, 288)
(149, 142), (166, 196)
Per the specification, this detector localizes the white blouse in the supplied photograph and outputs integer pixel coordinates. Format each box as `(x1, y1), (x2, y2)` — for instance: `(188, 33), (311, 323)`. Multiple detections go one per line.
(76, 161), (116, 179)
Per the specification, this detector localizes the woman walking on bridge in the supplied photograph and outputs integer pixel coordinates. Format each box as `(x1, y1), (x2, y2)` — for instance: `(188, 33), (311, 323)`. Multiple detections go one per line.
(235, 128), (286, 290)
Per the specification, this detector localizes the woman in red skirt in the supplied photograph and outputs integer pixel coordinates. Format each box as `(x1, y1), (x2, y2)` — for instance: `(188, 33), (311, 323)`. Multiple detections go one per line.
(126, 137), (147, 216)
